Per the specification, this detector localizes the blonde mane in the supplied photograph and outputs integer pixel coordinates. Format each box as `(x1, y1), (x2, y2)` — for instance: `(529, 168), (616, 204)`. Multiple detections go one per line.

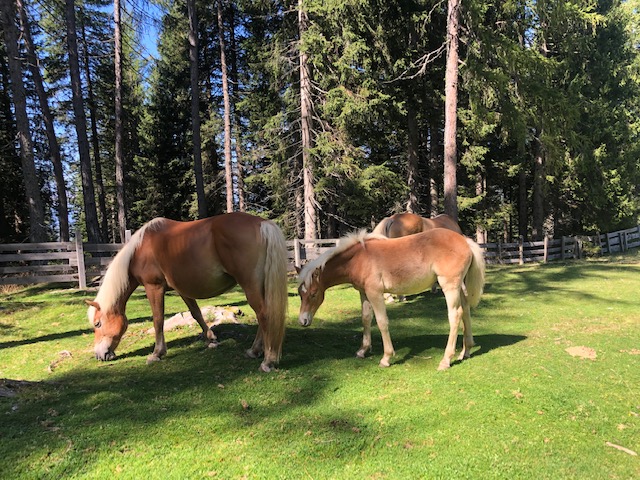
(297, 229), (387, 288)
(88, 218), (165, 324)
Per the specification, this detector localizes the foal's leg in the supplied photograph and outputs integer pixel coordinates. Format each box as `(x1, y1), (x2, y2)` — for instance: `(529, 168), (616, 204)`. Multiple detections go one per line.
(181, 296), (218, 347)
(145, 284), (168, 363)
(356, 292), (373, 358)
(367, 293), (395, 367)
(438, 282), (463, 370)
(457, 298), (475, 361)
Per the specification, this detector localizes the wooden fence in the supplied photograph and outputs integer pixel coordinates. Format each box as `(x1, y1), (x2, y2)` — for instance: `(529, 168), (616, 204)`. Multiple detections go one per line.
(2, 225), (640, 288)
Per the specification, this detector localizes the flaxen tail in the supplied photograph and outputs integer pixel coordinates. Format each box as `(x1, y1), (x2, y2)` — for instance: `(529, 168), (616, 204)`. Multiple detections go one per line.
(372, 216), (392, 237)
(260, 220), (288, 362)
(464, 238), (486, 308)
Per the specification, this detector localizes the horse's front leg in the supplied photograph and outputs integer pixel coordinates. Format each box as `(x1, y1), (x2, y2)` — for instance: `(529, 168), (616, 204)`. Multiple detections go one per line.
(367, 293), (395, 367)
(145, 284), (167, 363)
(356, 292), (373, 358)
(181, 296), (218, 348)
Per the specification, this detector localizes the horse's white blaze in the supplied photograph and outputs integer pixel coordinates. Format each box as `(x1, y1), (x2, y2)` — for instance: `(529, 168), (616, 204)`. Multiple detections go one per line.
(94, 337), (111, 358)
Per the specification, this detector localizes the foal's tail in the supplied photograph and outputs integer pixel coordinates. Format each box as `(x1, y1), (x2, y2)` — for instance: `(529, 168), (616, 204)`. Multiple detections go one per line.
(464, 238), (486, 308)
(260, 220), (289, 362)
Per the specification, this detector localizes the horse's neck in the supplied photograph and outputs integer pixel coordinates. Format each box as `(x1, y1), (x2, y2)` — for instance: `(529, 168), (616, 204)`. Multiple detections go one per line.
(103, 277), (138, 315)
(322, 251), (354, 290)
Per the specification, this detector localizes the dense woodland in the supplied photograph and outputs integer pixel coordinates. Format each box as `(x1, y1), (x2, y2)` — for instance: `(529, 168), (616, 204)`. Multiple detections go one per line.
(1, 0), (640, 245)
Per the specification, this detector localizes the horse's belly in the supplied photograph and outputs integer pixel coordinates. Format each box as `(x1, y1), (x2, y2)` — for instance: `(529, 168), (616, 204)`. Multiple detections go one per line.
(385, 271), (436, 295)
(167, 266), (237, 299)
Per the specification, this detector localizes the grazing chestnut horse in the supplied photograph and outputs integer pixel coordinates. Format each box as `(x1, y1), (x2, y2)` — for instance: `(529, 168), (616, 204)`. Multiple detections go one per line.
(86, 212), (288, 372)
(373, 212), (462, 237)
(297, 229), (485, 370)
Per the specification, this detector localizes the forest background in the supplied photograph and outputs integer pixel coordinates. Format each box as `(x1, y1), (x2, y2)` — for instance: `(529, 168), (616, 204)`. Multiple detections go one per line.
(2, 0), (640, 246)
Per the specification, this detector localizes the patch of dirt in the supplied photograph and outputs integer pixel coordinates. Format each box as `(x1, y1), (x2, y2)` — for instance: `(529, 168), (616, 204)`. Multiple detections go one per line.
(565, 346), (597, 360)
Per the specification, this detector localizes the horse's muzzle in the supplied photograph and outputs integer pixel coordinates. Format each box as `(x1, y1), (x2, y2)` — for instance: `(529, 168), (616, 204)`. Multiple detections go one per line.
(299, 313), (312, 327)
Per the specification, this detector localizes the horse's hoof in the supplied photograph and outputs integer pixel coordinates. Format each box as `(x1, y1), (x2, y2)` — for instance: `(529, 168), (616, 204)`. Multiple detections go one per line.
(245, 349), (261, 359)
(379, 359), (390, 367)
(146, 354), (162, 364)
(356, 350), (366, 359)
(437, 361), (450, 371)
(259, 363), (272, 373)
(207, 341), (220, 349)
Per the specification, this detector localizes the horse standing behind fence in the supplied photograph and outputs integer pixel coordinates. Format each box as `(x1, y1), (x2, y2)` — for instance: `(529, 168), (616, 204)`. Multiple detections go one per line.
(297, 228), (485, 370)
(86, 212), (288, 372)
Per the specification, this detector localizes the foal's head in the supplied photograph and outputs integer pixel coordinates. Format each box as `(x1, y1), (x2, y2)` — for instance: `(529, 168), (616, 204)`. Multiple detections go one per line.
(86, 301), (128, 361)
(297, 267), (325, 327)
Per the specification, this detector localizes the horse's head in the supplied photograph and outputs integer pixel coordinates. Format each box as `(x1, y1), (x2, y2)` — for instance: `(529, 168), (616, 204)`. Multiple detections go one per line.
(86, 300), (128, 361)
(296, 267), (325, 327)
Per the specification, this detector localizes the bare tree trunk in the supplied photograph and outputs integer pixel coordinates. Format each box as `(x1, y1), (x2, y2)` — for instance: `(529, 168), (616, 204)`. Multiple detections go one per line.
(17, 0), (68, 241)
(428, 123), (439, 217)
(217, 0), (234, 213)
(518, 161), (527, 240)
(532, 134), (545, 240)
(80, 14), (108, 240)
(114, 0), (127, 240)
(299, 0), (316, 240)
(406, 99), (419, 214)
(65, 0), (101, 242)
(188, 0), (207, 218)
(443, 0), (460, 222)
(1, 0), (46, 241)
(228, 6), (245, 212)
(475, 170), (486, 243)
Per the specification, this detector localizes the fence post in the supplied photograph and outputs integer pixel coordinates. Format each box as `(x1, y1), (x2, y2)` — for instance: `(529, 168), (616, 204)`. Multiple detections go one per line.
(543, 236), (549, 263)
(125, 229), (132, 242)
(519, 236), (524, 265)
(75, 230), (87, 289)
(294, 238), (301, 269)
(561, 236), (566, 260)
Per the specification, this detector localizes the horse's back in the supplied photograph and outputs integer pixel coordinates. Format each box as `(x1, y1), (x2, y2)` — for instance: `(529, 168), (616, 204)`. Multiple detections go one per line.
(132, 213), (272, 298)
(427, 214), (463, 234)
(387, 213), (424, 237)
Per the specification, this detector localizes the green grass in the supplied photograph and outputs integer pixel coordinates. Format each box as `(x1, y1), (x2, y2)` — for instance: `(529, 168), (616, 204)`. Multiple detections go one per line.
(1, 253), (639, 479)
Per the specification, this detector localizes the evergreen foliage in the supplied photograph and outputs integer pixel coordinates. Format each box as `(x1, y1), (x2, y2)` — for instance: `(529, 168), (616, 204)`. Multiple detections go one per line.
(1, 0), (639, 241)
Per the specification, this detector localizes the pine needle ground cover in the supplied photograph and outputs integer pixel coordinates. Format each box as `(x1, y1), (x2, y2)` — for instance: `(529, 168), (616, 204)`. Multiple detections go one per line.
(1, 254), (638, 479)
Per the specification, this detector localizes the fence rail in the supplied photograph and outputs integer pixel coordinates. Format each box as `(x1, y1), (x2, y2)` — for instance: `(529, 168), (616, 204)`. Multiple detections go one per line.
(2, 225), (639, 288)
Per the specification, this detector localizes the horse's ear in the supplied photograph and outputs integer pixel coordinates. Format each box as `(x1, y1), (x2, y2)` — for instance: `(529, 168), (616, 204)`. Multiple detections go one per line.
(294, 265), (301, 274)
(86, 300), (101, 311)
(312, 268), (320, 279)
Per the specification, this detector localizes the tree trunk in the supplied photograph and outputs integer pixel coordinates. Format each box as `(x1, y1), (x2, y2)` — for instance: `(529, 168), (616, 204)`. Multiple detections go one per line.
(406, 98), (419, 214)
(428, 123), (439, 217)
(443, 0), (460, 222)
(188, 0), (207, 218)
(114, 0), (127, 240)
(217, 0), (234, 213)
(17, 0), (69, 241)
(518, 161), (527, 240)
(299, 0), (316, 240)
(228, 6), (245, 212)
(80, 14), (108, 240)
(65, 0), (101, 242)
(1, 0), (46, 241)
(532, 134), (545, 240)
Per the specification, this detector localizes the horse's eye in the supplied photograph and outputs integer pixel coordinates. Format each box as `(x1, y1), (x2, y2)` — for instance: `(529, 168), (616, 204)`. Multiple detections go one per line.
(94, 320), (102, 328)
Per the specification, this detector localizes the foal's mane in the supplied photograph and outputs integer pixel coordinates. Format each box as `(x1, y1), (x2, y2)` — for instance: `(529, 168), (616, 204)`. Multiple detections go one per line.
(90, 218), (165, 317)
(297, 229), (386, 288)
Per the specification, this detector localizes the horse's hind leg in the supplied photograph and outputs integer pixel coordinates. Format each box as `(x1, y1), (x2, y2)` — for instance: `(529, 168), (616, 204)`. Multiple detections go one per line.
(145, 284), (168, 363)
(356, 292), (373, 358)
(457, 298), (475, 361)
(181, 296), (218, 348)
(438, 283), (463, 370)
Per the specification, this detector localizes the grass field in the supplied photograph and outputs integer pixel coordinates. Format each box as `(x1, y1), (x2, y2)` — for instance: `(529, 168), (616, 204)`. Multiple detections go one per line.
(1, 253), (639, 479)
